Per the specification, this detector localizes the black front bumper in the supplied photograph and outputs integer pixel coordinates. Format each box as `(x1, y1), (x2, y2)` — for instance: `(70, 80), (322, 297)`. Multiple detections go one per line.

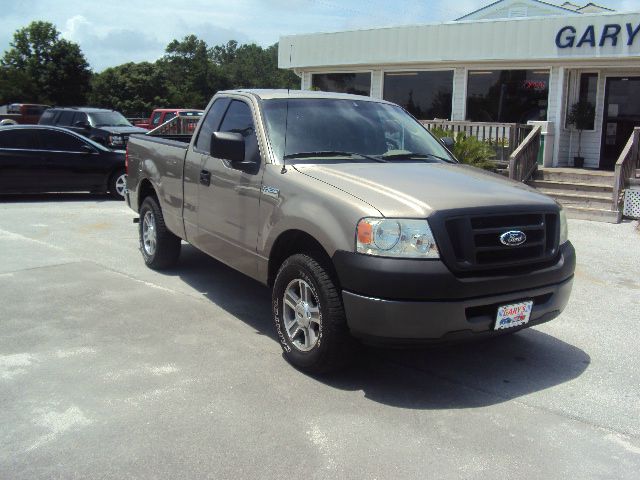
(332, 242), (575, 343)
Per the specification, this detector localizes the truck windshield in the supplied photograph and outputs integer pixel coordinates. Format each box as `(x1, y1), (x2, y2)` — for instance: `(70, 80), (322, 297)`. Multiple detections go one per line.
(261, 98), (455, 164)
(91, 112), (132, 127)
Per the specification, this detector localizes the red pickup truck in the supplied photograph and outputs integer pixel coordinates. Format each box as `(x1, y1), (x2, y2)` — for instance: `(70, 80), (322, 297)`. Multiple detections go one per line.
(0, 103), (50, 125)
(135, 109), (203, 130)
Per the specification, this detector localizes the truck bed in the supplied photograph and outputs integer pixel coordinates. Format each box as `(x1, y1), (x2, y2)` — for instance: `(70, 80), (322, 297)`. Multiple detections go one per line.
(126, 134), (188, 237)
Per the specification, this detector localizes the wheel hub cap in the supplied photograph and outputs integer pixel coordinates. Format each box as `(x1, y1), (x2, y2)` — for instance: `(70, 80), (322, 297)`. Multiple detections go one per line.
(283, 279), (321, 352)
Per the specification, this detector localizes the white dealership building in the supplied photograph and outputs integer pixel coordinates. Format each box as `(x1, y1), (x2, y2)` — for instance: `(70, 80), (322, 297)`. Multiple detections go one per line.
(279, 0), (640, 171)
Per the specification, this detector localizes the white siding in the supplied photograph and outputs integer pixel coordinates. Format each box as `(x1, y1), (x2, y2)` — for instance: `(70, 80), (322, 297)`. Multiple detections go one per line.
(452, 68), (467, 120)
(458, 0), (573, 20)
(280, 12), (640, 69)
(371, 70), (383, 99)
(476, 4), (559, 19)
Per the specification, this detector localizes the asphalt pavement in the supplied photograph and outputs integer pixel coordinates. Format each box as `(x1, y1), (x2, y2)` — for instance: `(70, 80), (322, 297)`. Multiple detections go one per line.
(1, 193), (639, 479)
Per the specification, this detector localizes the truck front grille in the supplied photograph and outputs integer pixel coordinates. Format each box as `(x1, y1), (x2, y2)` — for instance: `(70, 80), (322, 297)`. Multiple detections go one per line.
(441, 211), (559, 274)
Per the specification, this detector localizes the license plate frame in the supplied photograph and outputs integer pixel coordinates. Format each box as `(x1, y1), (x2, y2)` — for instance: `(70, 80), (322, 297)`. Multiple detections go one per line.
(494, 300), (533, 330)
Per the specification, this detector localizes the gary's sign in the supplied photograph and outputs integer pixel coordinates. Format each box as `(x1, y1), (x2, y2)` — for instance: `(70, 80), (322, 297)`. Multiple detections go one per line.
(556, 23), (640, 48)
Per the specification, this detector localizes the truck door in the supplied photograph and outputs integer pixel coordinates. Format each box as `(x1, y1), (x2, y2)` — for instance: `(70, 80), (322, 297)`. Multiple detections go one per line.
(196, 98), (264, 278)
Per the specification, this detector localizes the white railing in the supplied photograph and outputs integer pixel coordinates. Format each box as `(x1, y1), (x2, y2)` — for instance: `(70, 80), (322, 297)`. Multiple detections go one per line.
(508, 125), (542, 182)
(612, 127), (640, 211)
(420, 120), (533, 160)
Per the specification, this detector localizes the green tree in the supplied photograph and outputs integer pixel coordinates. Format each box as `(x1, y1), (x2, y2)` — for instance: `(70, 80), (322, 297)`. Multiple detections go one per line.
(1, 21), (91, 105)
(159, 34), (225, 108)
(430, 127), (496, 171)
(89, 62), (169, 117)
(218, 42), (299, 90)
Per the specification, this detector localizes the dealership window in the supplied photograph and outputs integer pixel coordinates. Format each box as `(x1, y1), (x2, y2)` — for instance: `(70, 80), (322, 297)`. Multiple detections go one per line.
(565, 72), (598, 129)
(311, 73), (371, 96)
(466, 70), (549, 123)
(383, 71), (453, 120)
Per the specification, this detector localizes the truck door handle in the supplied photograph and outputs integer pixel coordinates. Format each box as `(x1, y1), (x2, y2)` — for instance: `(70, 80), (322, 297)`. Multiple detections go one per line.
(199, 170), (211, 186)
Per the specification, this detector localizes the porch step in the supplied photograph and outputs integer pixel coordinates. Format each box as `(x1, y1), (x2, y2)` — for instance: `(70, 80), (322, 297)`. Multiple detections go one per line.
(529, 179), (613, 195)
(562, 205), (621, 223)
(535, 167), (614, 184)
(537, 190), (613, 209)
(527, 167), (620, 222)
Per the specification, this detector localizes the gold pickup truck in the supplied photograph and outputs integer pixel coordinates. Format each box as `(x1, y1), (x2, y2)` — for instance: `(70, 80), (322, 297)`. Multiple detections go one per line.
(125, 89), (575, 373)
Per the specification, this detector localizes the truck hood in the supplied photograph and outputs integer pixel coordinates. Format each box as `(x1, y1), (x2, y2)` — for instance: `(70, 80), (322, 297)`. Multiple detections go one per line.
(293, 162), (557, 217)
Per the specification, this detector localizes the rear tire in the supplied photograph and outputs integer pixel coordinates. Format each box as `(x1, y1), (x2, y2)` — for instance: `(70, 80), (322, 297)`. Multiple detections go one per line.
(139, 196), (181, 270)
(108, 168), (127, 200)
(272, 254), (353, 374)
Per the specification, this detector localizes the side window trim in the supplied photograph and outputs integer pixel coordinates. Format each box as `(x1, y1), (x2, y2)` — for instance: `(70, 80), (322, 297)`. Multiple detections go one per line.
(215, 99), (262, 168)
(193, 97), (231, 154)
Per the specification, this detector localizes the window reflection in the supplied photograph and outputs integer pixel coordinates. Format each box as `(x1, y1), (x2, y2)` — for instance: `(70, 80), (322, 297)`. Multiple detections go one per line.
(311, 73), (371, 96)
(467, 70), (549, 123)
(383, 71), (453, 120)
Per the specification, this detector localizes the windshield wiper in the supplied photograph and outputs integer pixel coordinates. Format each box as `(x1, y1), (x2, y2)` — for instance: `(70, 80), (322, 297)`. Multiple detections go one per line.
(379, 152), (457, 164)
(283, 151), (388, 162)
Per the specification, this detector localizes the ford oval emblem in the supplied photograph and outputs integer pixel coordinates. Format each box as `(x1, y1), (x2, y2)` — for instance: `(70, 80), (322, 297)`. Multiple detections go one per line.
(500, 230), (527, 246)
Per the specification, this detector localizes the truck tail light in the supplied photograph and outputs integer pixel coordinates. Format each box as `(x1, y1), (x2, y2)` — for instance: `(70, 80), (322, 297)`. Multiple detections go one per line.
(125, 146), (129, 174)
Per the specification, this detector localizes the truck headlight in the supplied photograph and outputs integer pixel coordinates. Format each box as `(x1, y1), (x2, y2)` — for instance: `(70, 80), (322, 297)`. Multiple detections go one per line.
(108, 134), (124, 147)
(356, 218), (439, 258)
(559, 207), (569, 245)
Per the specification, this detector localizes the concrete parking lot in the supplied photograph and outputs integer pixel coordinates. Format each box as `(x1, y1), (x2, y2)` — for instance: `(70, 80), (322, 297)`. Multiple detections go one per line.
(1, 194), (639, 479)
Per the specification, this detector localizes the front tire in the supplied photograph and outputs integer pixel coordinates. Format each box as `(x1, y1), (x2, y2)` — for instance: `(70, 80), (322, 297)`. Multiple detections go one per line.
(108, 168), (127, 200)
(272, 254), (353, 373)
(139, 196), (181, 270)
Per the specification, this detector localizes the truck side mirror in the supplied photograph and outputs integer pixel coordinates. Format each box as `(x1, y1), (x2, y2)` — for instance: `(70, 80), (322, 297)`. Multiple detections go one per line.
(74, 121), (90, 130)
(211, 131), (248, 167)
(441, 137), (455, 149)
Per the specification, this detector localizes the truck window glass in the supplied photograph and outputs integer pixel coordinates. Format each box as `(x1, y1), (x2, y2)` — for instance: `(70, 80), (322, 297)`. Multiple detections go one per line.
(262, 98), (452, 162)
(39, 110), (56, 125)
(194, 98), (230, 153)
(218, 100), (260, 164)
(73, 112), (89, 125)
(151, 111), (162, 126)
(57, 111), (76, 126)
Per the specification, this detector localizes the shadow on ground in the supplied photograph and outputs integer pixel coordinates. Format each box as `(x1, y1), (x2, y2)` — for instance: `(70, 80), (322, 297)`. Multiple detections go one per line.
(0, 193), (117, 203)
(168, 244), (590, 409)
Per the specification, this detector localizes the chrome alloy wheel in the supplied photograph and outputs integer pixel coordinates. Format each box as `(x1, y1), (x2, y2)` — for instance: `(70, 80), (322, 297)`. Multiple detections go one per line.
(283, 279), (321, 352)
(142, 210), (157, 256)
(115, 173), (127, 198)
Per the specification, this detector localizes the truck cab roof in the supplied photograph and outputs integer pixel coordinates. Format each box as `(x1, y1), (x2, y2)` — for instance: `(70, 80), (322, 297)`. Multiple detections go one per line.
(221, 89), (394, 104)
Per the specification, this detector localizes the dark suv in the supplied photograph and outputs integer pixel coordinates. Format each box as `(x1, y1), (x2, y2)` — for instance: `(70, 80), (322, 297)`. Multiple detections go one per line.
(39, 107), (147, 149)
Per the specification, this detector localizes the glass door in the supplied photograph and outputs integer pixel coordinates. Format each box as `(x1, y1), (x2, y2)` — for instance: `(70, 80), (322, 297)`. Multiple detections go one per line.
(601, 77), (640, 170)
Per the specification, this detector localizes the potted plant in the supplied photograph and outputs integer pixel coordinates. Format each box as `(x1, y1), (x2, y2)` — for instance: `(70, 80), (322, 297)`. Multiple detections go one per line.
(567, 100), (595, 168)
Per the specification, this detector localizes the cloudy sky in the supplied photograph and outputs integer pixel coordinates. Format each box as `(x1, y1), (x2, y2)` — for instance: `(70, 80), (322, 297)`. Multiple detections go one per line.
(0, 0), (637, 71)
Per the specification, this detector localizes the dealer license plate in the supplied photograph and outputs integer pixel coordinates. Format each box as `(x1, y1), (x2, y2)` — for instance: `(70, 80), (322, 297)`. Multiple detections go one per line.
(494, 301), (533, 330)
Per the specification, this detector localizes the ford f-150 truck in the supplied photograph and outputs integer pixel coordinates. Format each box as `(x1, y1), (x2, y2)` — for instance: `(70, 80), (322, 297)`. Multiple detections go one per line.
(125, 89), (575, 373)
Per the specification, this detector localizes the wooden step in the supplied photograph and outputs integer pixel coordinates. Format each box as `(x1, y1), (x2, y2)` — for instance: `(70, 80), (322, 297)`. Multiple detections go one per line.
(563, 205), (621, 223)
(535, 167), (614, 184)
(539, 190), (613, 209)
(528, 179), (613, 195)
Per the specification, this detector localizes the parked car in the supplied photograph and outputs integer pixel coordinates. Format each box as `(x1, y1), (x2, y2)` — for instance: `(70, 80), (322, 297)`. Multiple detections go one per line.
(125, 89), (575, 373)
(0, 125), (126, 199)
(0, 103), (50, 125)
(135, 109), (204, 130)
(39, 107), (147, 149)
